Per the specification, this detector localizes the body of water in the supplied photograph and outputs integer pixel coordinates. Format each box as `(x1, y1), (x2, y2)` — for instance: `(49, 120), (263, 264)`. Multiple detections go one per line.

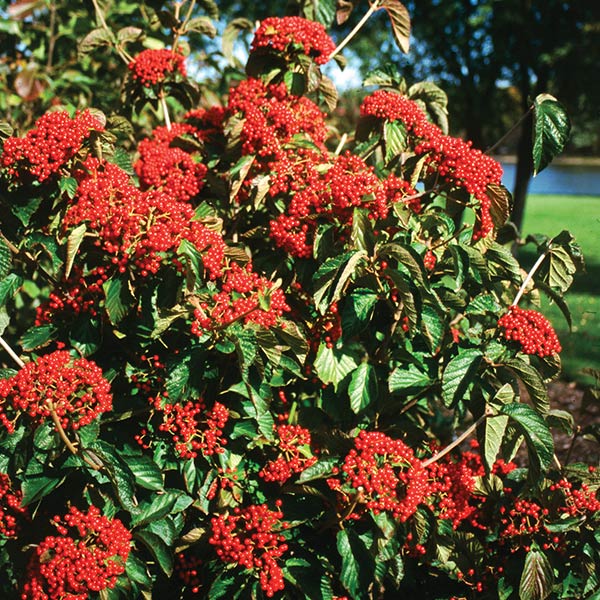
(500, 162), (600, 196)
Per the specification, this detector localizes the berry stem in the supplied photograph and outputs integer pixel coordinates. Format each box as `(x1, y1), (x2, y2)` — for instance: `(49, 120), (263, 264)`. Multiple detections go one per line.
(512, 242), (552, 307)
(329, 1), (381, 61)
(422, 411), (489, 468)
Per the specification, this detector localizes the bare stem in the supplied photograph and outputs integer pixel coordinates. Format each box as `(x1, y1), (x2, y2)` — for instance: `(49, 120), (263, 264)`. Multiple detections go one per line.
(512, 243), (552, 307)
(485, 104), (533, 156)
(329, 1), (381, 61)
(422, 412), (488, 467)
(334, 133), (348, 156)
(91, 0), (130, 64)
(159, 90), (172, 131)
(0, 335), (25, 368)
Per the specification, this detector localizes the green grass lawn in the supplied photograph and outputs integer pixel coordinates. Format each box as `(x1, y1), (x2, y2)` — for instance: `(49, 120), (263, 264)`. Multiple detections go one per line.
(520, 194), (600, 385)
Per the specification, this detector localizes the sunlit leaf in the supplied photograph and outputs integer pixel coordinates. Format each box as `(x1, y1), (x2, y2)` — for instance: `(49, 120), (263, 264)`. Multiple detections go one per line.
(532, 94), (570, 176)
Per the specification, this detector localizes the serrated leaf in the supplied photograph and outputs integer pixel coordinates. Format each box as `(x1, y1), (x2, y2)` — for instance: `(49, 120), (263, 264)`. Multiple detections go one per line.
(519, 547), (554, 600)
(538, 238), (578, 295)
(0, 237), (12, 279)
(313, 250), (367, 314)
(315, 0), (337, 26)
(487, 183), (513, 229)
(501, 403), (554, 477)
(314, 343), (359, 390)
(441, 349), (482, 407)
(222, 18), (253, 66)
(0, 273), (22, 307)
(65, 223), (86, 280)
(135, 530), (174, 576)
(389, 364), (431, 394)
(532, 94), (570, 176)
(348, 362), (378, 413)
(483, 414), (509, 471)
(126, 552), (152, 587)
(78, 27), (114, 57)
(383, 119), (407, 163)
(408, 81), (448, 133)
(183, 16), (216, 37)
(337, 529), (373, 598)
(20, 324), (57, 350)
(503, 358), (550, 415)
(381, 0), (411, 54)
(123, 454), (164, 491)
(103, 276), (133, 325)
(131, 490), (190, 528)
(319, 75), (338, 111)
(117, 26), (143, 44)
(59, 176), (78, 199)
(297, 456), (339, 483)
(377, 242), (427, 288)
(342, 288), (378, 338)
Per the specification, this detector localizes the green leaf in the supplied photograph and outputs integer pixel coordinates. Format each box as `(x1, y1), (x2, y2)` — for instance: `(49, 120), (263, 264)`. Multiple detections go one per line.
(532, 94), (571, 176)
(378, 242), (427, 288)
(0, 273), (22, 307)
(483, 414), (509, 471)
(381, 0), (411, 54)
(131, 491), (190, 528)
(126, 552), (152, 587)
(103, 276), (133, 325)
(315, 0), (336, 26)
(314, 343), (359, 391)
(313, 250), (367, 314)
(348, 363), (378, 414)
(183, 16), (216, 37)
(501, 403), (554, 478)
(441, 349), (483, 407)
(351, 208), (376, 255)
(78, 27), (114, 58)
(134, 529), (174, 576)
(59, 176), (78, 199)
(503, 358), (550, 415)
(21, 472), (64, 506)
(336, 529), (373, 598)
(20, 324), (57, 351)
(342, 288), (378, 338)
(383, 119), (407, 163)
(0, 237), (11, 279)
(408, 81), (448, 133)
(222, 18), (253, 65)
(389, 364), (431, 394)
(297, 457), (339, 483)
(535, 280), (572, 330)
(537, 233), (580, 295)
(122, 454), (164, 491)
(519, 547), (554, 600)
(117, 26), (143, 44)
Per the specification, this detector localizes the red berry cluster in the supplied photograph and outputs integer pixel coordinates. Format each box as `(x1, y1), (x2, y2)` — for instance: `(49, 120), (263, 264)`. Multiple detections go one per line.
(308, 302), (342, 351)
(209, 503), (288, 597)
(35, 266), (108, 325)
(259, 423), (317, 484)
(184, 106), (227, 145)
(550, 477), (600, 516)
(128, 48), (186, 87)
(1, 110), (103, 183)
(191, 261), (290, 334)
(498, 305), (562, 357)
(427, 448), (485, 529)
(135, 123), (208, 201)
(251, 16), (336, 65)
(328, 430), (429, 522)
(0, 351), (112, 434)
(228, 78), (328, 159)
(21, 506), (131, 600)
(360, 89), (503, 239)
(157, 398), (229, 459)
(64, 157), (225, 279)
(0, 473), (26, 538)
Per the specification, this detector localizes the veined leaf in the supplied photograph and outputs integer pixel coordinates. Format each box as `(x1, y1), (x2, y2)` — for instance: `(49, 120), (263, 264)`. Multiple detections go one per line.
(483, 414), (509, 471)
(0, 237), (11, 279)
(380, 0), (411, 54)
(503, 358), (550, 415)
(222, 18), (253, 66)
(389, 364), (431, 394)
(337, 529), (374, 598)
(383, 119), (408, 163)
(441, 349), (483, 407)
(519, 546), (554, 600)
(348, 362), (378, 413)
(501, 403), (554, 479)
(134, 529), (174, 576)
(314, 343), (359, 390)
(532, 94), (570, 176)
(65, 223), (86, 280)
(487, 183), (513, 229)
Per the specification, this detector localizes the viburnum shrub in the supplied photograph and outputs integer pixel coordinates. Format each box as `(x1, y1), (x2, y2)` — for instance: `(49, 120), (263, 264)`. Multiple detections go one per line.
(0, 2), (596, 599)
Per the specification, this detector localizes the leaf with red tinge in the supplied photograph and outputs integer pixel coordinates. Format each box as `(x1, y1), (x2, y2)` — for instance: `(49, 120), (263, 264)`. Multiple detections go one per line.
(519, 546), (554, 600)
(14, 68), (45, 102)
(487, 183), (513, 229)
(381, 0), (411, 54)
(336, 0), (356, 24)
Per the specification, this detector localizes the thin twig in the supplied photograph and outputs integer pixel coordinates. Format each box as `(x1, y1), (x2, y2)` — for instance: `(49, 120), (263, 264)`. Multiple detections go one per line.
(512, 243), (552, 307)
(0, 335), (24, 368)
(485, 105), (533, 156)
(159, 90), (172, 131)
(422, 412), (488, 467)
(329, 1), (381, 61)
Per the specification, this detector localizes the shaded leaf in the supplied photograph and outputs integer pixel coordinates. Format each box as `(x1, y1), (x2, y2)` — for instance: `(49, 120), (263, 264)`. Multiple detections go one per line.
(183, 16), (216, 37)
(504, 358), (550, 415)
(487, 183), (513, 229)
(532, 94), (570, 176)
(222, 18), (254, 65)
(381, 0), (411, 54)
